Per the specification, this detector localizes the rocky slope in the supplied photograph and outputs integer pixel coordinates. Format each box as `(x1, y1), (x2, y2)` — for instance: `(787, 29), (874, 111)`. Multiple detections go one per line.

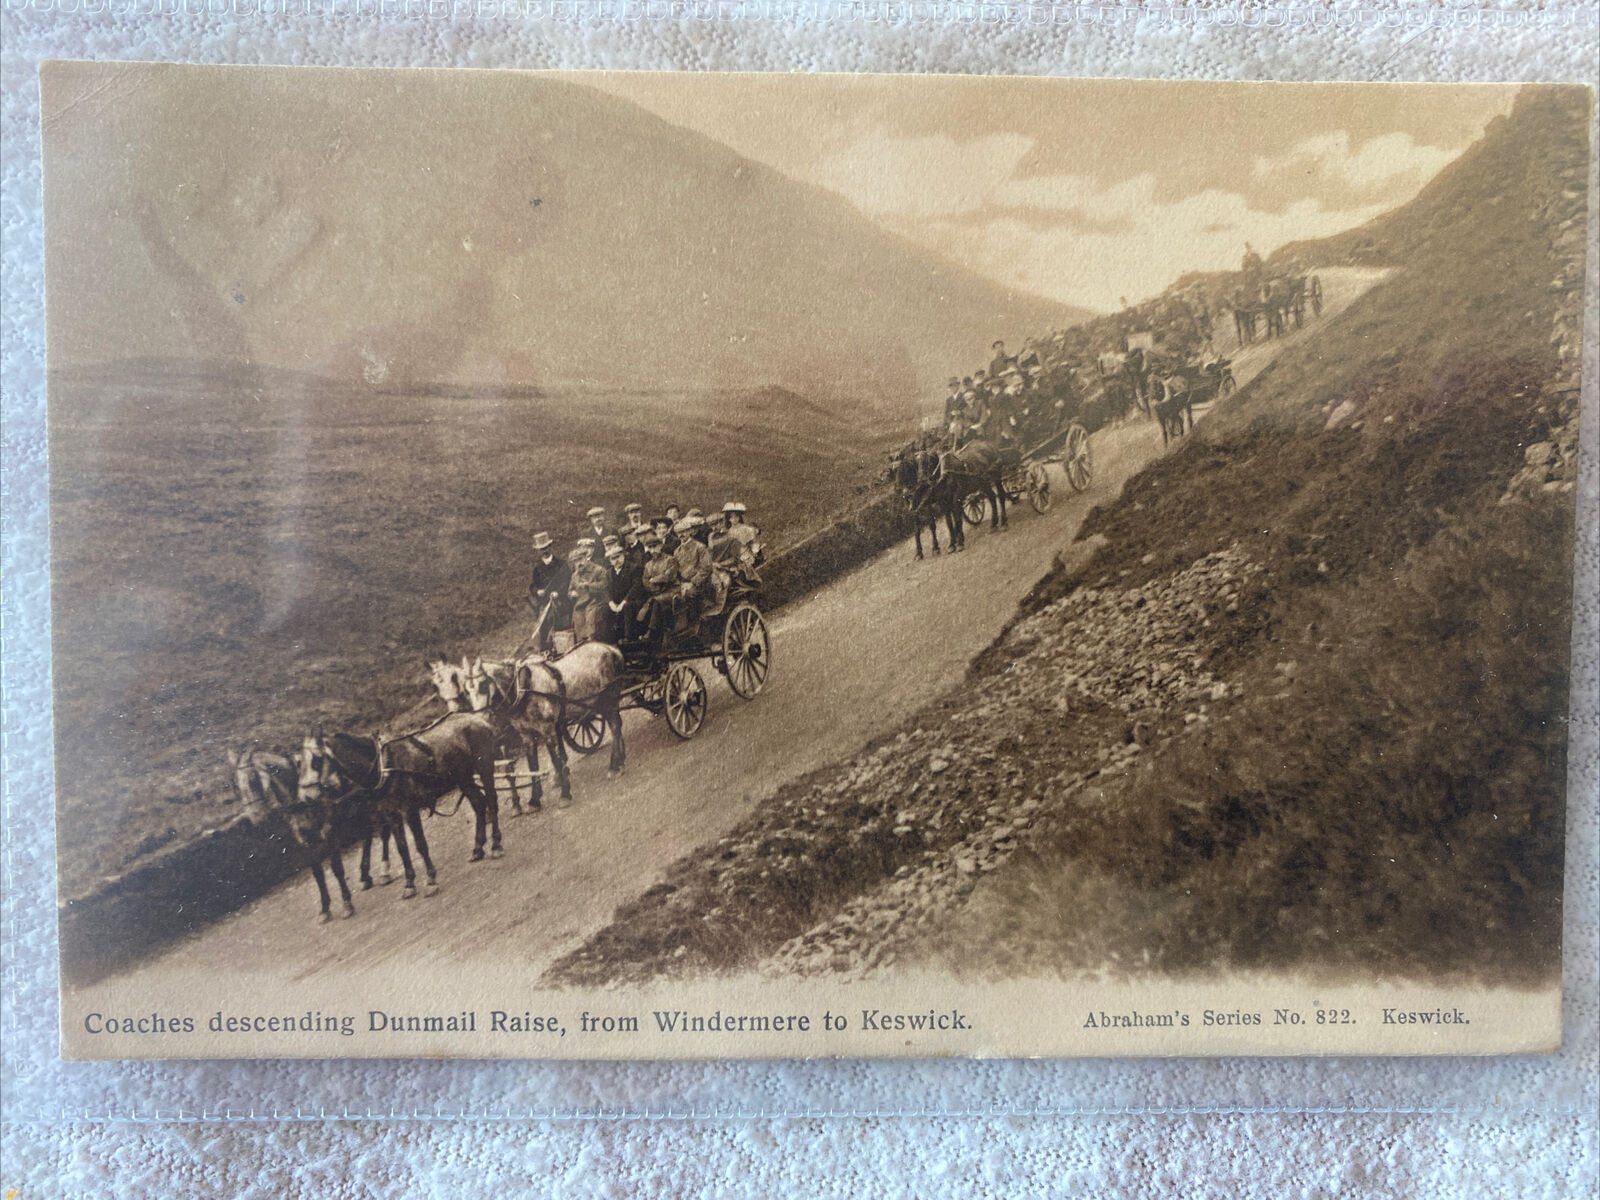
(547, 84), (1588, 990)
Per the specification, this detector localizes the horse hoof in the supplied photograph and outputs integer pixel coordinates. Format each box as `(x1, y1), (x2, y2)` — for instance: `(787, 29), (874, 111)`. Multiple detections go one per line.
(318, 912), (332, 924)
(425, 883), (440, 897)
(342, 903), (356, 919)
(607, 767), (623, 779)
(490, 847), (504, 859)
(361, 879), (374, 891)
(401, 886), (417, 900)
(379, 873), (394, 886)
(510, 808), (527, 819)
(471, 849), (485, 862)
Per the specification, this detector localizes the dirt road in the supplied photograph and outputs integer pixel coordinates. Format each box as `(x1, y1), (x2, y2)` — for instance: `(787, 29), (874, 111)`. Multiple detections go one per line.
(79, 268), (1384, 993)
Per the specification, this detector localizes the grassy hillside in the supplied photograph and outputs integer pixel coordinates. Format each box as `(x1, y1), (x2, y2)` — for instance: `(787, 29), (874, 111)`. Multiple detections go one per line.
(49, 376), (899, 897)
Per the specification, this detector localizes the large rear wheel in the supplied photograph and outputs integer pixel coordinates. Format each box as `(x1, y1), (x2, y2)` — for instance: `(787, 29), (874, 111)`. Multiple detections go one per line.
(962, 492), (988, 526)
(722, 602), (771, 700)
(662, 662), (708, 740)
(1063, 423), (1093, 492)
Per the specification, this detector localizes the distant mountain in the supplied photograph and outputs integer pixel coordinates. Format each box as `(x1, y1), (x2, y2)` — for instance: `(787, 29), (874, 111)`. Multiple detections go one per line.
(42, 64), (1089, 410)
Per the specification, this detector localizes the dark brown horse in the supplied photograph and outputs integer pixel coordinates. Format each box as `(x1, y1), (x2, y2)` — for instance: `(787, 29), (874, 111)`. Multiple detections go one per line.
(229, 745), (392, 923)
(297, 713), (503, 900)
(941, 437), (1012, 532)
(889, 444), (963, 559)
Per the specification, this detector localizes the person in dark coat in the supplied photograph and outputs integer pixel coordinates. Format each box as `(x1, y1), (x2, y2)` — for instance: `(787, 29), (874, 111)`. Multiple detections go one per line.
(605, 540), (645, 642)
(528, 531), (573, 650)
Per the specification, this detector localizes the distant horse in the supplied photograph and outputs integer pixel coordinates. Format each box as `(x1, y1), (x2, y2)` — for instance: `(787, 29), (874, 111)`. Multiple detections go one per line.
(942, 437), (1012, 532)
(889, 444), (962, 559)
(297, 713), (503, 900)
(228, 745), (391, 923)
(472, 641), (626, 804)
(1154, 372), (1196, 446)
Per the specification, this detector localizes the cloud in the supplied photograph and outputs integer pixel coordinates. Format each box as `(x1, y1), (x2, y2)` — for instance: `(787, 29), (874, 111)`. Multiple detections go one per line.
(813, 126), (1458, 312)
(813, 132), (1033, 219)
(1252, 130), (1460, 209)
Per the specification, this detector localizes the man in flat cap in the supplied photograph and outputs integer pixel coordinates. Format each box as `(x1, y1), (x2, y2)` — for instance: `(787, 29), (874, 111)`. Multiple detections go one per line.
(568, 538), (610, 644)
(585, 506), (616, 546)
(638, 530), (682, 661)
(673, 510), (714, 631)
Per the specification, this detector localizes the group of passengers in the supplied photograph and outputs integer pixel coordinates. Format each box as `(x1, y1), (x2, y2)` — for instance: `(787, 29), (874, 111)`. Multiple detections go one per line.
(528, 501), (763, 659)
(940, 339), (1083, 450)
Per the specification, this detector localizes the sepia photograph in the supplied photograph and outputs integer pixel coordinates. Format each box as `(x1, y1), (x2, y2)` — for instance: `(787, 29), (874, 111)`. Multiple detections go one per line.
(42, 63), (1588, 1059)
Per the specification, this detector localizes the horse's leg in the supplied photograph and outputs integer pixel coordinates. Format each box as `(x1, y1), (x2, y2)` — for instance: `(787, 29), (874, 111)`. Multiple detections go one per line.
(526, 743), (544, 811)
(389, 812), (418, 899)
(309, 859), (333, 923)
(605, 691), (627, 777)
(377, 821), (393, 884)
(928, 510), (941, 555)
(483, 762), (502, 855)
(358, 824), (374, 890)
(406, 805), (439, 895)
(913, 519), (924, 561)
(465, 782), (488, 862)
(550, 731), (574, 803)
(327, 847), (356, 918)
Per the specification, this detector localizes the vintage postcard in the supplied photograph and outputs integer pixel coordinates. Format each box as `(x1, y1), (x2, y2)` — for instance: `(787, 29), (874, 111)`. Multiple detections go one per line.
(44, 63), (1587, 1060)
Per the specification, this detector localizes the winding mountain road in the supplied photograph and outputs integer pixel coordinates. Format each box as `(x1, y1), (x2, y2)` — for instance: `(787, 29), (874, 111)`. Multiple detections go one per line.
(71, 268), (1383, 1004)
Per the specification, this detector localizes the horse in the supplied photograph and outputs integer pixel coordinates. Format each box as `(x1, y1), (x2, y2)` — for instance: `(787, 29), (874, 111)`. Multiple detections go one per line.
(228, 745), (390, 923)
(472, 640), (627, 804)
(889, 444), (962, 559)
(432, 656), (541, 816)
(297, 713), (503, 900)
(941, 436), (1012, 532)
(428, 657), (475, 712)
(1154, 372), (1196, 446)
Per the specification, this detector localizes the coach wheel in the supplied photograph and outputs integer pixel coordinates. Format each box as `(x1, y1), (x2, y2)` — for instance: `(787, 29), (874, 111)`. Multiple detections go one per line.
(722, 603), (771, 700)
(560, 707), (608, 756)
(1064, 423), (1093, 493)
(663, 662), (708, 740)
(962, 492), (988, 526)
(1027, 462), (1052, 513)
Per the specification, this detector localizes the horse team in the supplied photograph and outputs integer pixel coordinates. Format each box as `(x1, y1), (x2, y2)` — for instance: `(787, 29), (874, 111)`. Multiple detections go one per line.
(230, 640), (627, 922)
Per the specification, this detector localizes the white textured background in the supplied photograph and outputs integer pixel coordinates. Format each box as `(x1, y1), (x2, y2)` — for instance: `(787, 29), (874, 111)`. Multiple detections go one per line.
(3, 5), (1597, 1195)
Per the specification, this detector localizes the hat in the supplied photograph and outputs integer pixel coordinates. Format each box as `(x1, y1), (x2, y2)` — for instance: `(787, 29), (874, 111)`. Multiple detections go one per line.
(624, 502), (643, 514)
(586, 506), (606, 520)
(605, 543), (625, 558)
(673, 517), (695, 534)
(532, 532), (553, 551)
(685, 507), (705, 523)
(722, 501), (747, 515)
(641, 531), (663, 549)
(602, 535), (620, 549)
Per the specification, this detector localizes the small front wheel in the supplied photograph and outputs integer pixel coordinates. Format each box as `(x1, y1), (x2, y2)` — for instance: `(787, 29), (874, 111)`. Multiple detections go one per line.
(963, 492), (988, 526)
(560, 707), (608, 755)
(662, 662), (708, 740)
(1027, 462), (1052, 513)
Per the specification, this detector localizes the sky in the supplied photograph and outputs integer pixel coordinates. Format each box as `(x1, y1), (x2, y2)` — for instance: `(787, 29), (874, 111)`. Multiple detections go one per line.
(586, 74), (1517, 313)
